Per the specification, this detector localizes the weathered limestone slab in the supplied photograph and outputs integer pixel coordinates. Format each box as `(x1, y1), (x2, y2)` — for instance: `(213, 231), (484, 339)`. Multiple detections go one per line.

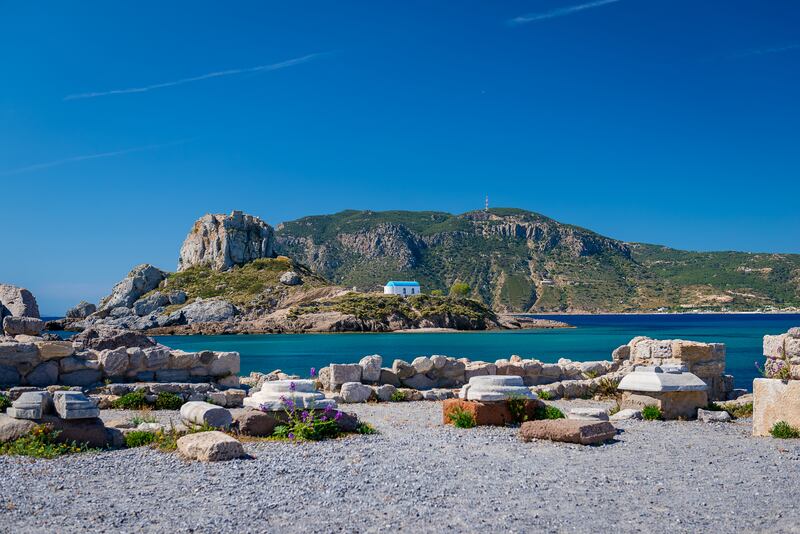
(359, 354), (382, 383)
(330, 363), (362, 390)
(180, 401), (233, 428)
(6, 391), (53, 420)
(177, 431), (244, 461)
(340, 382), (373, 403)
(412, 356), (434, 374)
(568, 407), (609, 421)
(519, 420), (617, 445)
(53, 391), (100, 419)
(243, 379), (336, 411)
(697, 408), (732, 423)
(35, 341), (74, 360)
(610, 408), (642, 421)
(0, 413), (37, 442)
(3, 316), (44, 336)
(618, 366), (707, 392)
(25, 361), (59, 387)
(234, 409), (279, 437)
(459, 375), (536, 402)
(0, 342), (40, 366)
(753, 378), (800, 437)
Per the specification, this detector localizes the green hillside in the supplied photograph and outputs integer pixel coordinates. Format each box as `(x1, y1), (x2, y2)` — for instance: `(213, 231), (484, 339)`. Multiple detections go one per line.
(274, 209), (800, 313)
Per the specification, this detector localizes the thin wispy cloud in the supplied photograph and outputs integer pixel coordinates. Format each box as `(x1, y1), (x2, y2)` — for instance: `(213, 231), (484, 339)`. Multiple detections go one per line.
(728, 43), (800, 59)
(64, 52), (328, 101)
(509, 0), (622, 25)
(0, 140), (187, 176)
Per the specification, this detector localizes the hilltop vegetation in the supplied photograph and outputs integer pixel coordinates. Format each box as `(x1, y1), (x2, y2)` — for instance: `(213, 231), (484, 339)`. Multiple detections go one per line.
(157, 257), (329, 311)
(275, 209), (800, 313)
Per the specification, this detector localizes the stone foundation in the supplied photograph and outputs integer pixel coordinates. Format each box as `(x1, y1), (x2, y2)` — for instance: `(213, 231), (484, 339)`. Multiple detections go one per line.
(752, 378), (800, 437)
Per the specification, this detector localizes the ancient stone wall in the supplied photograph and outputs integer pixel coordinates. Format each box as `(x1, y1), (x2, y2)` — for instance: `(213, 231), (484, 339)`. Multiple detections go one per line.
(613, 337), (732, 401)
(0, 327), (239, 388)
(318, 335), (734, 401)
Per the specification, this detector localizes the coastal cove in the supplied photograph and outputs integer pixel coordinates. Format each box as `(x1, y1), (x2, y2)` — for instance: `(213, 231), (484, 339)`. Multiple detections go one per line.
(152, 313), (800, 391)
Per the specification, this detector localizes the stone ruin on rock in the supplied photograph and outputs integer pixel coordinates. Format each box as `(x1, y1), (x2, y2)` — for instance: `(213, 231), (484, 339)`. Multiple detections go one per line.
(617, 365), (708, 420)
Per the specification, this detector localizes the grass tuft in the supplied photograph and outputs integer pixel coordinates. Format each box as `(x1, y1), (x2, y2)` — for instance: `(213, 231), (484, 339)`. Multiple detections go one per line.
(447, 407), (476, 428)
(642, 405), (662, 421)
(770, 421), (800, 439)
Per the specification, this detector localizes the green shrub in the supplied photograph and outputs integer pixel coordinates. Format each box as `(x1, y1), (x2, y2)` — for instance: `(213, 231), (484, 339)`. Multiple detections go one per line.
(356, 423), (378, 435)
(0, 425), (95, 458)
(449, 282), (471, 297)
(596, 377), (620, 398)
(390, 391), (407, 402)
(0, 393), (11, 413)
(506, 395), (529, 424)
(729, 402), (753, 419)
(770, 421), (800, 439)
(154, 392), (184, 410)
(111, 391), (149, 410)
(708, 401), (753, 420)
(642, 405), (662, 421)
(536, 390), (553, 401)
(534, 404), (565, 420)
(447, 407), (476, 428)
(124, 431), (157, 448)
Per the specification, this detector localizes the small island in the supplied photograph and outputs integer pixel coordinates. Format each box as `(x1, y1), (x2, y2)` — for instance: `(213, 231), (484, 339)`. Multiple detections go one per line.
(48, 211), (572, 335)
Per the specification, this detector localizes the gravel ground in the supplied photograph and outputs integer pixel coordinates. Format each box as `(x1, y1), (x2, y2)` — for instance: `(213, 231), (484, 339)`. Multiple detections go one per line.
(1, 401), (799, 533)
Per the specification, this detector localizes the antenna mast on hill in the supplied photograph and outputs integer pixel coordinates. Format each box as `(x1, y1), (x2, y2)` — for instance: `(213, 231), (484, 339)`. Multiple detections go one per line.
(485, 195), (489, 212)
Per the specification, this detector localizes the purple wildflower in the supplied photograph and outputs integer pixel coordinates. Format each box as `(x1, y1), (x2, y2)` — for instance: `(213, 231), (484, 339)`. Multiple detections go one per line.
(310, 367), (316, 377)
(320, 415), (327, 422)
(289, 381), (297, 392)
(334, 411), (343, 421)
(324, 404), (334, 413)
(301, 410), (310, 422)
(283, 397), (295, 410)
(288, 432), (295, 440)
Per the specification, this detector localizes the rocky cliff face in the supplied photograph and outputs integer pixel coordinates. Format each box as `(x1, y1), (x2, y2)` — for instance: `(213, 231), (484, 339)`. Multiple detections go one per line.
(274, 209), (638, 312)
(275, 208), (800, 313)
(178, 210), (275, 272)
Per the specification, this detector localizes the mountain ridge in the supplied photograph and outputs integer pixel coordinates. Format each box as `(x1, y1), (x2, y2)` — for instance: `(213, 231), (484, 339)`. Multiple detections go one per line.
(274, 208), (800, 313)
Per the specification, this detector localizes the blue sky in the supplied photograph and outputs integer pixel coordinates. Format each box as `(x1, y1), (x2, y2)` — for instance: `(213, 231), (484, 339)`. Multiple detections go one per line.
(1, 0), (798, 314)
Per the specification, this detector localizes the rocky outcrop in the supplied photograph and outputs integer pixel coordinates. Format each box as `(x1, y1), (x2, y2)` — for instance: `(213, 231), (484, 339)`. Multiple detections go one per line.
(98, 264), (167, 311)
(178, 210), (275, 272)
(66, 301), (96, 319)
(167, 299), (237, 325)
(0, 284), (40, 319)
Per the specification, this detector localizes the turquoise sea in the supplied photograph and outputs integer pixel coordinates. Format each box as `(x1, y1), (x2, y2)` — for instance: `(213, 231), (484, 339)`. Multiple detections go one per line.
(151, 314), (800, 391)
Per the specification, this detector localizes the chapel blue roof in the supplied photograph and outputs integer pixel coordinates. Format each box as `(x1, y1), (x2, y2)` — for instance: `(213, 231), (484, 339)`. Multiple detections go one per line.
(386, 281), (420, 287)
